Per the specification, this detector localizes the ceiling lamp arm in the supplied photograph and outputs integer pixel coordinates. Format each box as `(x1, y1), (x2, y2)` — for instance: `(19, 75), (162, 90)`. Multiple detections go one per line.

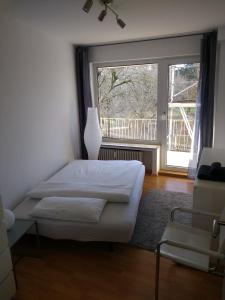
(105, 3), (118, 18)
(101, 1), (126, 28)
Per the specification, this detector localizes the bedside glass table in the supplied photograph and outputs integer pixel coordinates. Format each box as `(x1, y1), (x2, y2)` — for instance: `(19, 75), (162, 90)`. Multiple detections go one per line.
(7, 218), (40, 249)
(7, 218), (40, 289)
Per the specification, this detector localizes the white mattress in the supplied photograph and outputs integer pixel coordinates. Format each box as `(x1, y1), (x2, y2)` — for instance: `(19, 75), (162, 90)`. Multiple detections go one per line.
(13, 165), (145, 243)
(27, 160), (142, 203)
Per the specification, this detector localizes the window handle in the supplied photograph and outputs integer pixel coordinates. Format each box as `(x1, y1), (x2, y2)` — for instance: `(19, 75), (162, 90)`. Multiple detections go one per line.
(161, 112), (167, 121)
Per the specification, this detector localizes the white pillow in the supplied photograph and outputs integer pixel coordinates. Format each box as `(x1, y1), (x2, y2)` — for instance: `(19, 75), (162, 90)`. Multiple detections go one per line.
(30, 197), (107, 223)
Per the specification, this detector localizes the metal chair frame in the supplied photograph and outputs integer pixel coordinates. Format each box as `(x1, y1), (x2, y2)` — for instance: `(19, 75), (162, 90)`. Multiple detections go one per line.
(154, 207), (225, 300)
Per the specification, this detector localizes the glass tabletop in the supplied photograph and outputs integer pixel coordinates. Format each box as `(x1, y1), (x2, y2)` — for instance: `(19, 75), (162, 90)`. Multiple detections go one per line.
(7, 218), (35, 248)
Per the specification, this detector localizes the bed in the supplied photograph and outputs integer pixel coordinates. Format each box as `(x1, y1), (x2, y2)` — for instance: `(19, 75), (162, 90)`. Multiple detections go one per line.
(13, 160), (145, 243)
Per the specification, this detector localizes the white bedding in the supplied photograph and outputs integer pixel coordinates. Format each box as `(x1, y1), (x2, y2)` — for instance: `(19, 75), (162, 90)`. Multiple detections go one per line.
(27, 160), (142, 203)
(14, 165), (145, 242)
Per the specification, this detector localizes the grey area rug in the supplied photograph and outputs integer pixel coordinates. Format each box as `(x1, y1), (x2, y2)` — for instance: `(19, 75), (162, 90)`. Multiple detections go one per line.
(130, 189), (192, 251)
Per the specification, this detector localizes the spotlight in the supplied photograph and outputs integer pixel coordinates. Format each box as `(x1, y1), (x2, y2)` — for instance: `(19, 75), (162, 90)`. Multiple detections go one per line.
(116, 17), (126, 29)
(98, 7), (107, 21)
(82, 0), (93, 13)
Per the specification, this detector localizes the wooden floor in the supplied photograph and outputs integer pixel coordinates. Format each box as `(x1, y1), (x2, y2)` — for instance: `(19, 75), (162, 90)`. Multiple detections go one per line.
(14, 175), (222, 300)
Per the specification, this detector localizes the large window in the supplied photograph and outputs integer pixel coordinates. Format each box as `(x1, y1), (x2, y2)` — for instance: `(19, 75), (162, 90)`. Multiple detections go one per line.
(97, 64), (158, 141)
(95, 58), (200, 170)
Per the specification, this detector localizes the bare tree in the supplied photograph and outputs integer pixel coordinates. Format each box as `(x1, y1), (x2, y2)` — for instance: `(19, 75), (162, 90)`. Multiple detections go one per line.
(98, 64), (157, 119)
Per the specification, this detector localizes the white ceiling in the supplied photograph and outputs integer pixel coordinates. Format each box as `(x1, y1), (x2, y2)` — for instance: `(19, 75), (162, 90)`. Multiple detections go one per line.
(4, 0), (225, 45)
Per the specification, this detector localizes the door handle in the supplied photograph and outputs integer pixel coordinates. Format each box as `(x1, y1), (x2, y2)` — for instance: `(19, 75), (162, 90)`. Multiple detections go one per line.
(161, 112), (167, 121)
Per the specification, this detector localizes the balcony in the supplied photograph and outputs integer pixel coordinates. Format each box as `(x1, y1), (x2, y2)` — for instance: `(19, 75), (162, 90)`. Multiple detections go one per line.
(100, 117), (194, 168)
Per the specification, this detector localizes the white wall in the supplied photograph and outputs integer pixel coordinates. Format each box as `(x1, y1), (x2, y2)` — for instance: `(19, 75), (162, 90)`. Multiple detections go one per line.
(0, 15), (80, 209)
(214, 26), (225, 149)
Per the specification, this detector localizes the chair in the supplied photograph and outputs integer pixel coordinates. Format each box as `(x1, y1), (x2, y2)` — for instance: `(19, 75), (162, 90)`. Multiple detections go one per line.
(155, 206), (225, 300)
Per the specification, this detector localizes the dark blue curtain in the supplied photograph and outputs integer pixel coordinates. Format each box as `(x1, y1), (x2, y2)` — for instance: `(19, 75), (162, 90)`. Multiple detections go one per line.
(75, 46), (92, 159)
(199, 31), (217, 151)
(188, 31), (217, 178)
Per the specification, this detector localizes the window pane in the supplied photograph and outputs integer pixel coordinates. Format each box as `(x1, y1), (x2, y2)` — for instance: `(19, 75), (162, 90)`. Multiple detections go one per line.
(167, 63), (200, 168)
(97, 64), (158, 141)
(169, 63), (200, 103)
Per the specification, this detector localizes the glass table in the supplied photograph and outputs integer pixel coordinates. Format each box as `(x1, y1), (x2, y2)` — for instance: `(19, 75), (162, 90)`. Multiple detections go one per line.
(7, 218), (40, 289)
(7, 218), (40, 249)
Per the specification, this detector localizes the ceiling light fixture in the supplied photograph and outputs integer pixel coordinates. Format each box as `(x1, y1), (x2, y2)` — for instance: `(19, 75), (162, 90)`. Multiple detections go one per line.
(116, 17), (126, 29)
(98, 5), (107, 22)
(82, 0), (126, 29)
(82, 0), (93, 13)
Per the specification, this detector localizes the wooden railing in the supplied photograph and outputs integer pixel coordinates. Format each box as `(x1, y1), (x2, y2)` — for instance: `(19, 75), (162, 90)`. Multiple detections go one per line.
(100, 117), (194, 152)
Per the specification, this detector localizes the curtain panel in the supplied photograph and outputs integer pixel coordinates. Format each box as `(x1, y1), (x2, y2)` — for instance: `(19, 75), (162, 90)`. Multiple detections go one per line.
(188, 31), (217, 178)
(75, 46), (92, 159)
(199, 31), (217, 150)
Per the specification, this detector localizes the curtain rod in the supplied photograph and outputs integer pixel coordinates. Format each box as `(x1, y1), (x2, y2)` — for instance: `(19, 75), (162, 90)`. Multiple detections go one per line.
(86, 30), (215, 48)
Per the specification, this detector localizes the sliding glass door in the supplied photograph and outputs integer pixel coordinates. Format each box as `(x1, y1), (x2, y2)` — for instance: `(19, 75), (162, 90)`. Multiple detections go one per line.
(161, 60), (200, 171)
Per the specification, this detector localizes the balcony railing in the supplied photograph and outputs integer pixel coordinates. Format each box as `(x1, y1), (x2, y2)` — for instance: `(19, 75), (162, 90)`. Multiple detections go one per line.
(100, 117), (194, 152)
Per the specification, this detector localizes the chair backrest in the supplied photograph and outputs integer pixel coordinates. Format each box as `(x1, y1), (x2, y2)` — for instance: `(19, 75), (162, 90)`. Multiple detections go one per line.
(218, 207), (225, 254)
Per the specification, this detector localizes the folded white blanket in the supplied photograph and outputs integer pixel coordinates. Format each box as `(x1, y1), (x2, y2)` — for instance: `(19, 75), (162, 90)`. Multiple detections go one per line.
(27, 160), (143, 203)
(30, 197), (107, 223)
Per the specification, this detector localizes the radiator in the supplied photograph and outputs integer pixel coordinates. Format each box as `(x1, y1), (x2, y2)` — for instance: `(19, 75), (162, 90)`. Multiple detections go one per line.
(99, 148), (143, 162)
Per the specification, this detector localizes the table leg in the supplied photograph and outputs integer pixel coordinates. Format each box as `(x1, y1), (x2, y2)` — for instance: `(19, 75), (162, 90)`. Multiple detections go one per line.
(10, 250), (18, 289)
(34, 221), (41, 250)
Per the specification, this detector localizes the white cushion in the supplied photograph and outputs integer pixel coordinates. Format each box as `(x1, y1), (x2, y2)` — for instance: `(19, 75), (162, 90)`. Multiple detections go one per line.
(30, 197), (107, 223)
(160, 223), (211, 272)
